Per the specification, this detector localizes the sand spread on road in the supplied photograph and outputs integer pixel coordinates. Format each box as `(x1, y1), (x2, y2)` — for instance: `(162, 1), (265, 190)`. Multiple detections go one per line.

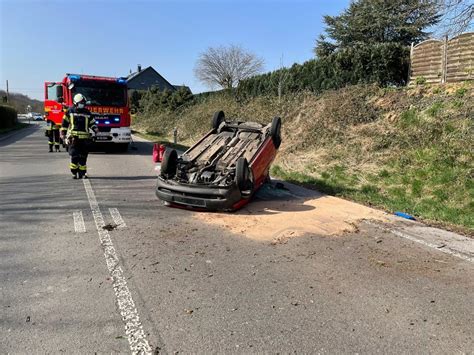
(194, 182), (389, 242)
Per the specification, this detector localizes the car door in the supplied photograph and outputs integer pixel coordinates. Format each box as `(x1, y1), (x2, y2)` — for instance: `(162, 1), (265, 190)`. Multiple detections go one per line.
(44, 82), (65, 124)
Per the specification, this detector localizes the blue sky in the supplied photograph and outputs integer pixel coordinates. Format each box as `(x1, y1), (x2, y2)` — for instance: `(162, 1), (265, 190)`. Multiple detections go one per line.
(0, 0), (348, 100)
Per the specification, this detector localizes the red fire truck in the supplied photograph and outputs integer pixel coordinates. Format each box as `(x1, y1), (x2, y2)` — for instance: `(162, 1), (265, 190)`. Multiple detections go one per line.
(44, 73), (131, 151)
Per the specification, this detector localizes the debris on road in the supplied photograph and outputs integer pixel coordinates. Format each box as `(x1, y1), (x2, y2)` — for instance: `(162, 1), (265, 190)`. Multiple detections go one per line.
(270, 234), (291, 245)
(102, 223), (117, 231)
(395, 212), (416, 221)
(195, 181), (389, 241)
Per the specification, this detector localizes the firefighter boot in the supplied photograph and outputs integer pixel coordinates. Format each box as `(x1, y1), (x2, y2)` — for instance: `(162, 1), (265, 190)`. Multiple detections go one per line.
(49, 145), (53, 153)
(70, 163), (79, 179)
(55, 145), (60, 152)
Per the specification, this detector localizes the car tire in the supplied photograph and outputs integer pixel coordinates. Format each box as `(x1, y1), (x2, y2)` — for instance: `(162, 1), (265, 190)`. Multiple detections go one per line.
(236, 157), (253, 196)
(212, 111), (225, 131)
(161, 149), (178, 178)
(270, 116), (282, 148)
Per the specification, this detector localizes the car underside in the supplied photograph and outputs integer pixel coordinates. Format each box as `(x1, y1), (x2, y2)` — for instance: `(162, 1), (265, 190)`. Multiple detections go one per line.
(156, 111), (281, 211)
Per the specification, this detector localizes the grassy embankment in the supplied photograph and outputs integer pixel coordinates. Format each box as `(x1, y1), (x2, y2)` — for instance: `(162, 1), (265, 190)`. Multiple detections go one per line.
(133, 83), (473, 232)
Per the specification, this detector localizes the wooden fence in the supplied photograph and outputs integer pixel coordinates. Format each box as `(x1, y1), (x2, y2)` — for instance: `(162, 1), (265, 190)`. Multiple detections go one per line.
(409, 32), (474, 84)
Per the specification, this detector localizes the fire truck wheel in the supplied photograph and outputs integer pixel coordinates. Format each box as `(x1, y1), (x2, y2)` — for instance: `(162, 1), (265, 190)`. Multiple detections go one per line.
(161, 149), (178, 179)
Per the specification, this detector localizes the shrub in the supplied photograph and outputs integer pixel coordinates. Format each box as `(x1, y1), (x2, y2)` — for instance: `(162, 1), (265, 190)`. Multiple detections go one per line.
(0, 105), (18, 129)
(139, 86), (193, 116)
(237, 43), (410, 98)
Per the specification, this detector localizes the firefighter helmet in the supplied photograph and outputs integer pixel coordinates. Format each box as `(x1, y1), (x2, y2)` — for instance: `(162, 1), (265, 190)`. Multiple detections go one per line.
(73, 93), (86, 108)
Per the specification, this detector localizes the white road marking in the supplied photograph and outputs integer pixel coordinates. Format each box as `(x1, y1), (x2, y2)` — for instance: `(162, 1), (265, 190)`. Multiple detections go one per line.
(109, 208), (127, 229)
(365, 221), (473, 263)
(73, 211), (86, 233)
(82, 179), (152, 354)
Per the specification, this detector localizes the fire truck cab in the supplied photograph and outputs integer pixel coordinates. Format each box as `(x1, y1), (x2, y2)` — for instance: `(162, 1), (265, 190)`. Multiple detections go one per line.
(44, 74), (131, 151)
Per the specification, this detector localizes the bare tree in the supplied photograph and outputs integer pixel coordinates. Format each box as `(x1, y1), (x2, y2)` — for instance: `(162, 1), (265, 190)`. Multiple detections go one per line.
(437, 0), (473, 36)
(194, 45), (264, 90)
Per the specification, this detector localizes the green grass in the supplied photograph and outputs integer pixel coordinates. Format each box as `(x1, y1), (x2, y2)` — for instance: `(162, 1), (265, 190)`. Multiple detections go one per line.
(454, 87), (467, 98)
(426, 102), (443, 117)
(271, 149), (474, 233)
(399, 109), (419, 127)
(131, 129), (190, 151)
(0, 122), (29, 135)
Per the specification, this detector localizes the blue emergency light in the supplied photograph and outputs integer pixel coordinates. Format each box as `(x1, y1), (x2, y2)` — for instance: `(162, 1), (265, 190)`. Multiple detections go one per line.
(117, 77), (127, 84)
(105, 120), (110, 125)
(68, 74), (81, 81)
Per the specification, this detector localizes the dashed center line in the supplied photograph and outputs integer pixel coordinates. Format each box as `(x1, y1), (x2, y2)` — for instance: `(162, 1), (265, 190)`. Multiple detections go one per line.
(82, 179), (152, 354)
(73, 211), (86, 233)
(109, 208), (127, 229)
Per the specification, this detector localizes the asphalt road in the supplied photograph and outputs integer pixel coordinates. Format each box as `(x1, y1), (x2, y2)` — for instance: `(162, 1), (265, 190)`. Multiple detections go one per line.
(1, 123), (473, 354)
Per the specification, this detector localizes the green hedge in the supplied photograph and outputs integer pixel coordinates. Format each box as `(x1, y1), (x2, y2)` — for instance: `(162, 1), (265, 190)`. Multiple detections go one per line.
(237, 43), (410, 97)
(0, 105), (18, 129)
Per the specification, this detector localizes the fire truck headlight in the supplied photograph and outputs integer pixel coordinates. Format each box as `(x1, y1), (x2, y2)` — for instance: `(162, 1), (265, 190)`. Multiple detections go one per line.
(114, 117), (120, 122)
(105, 120), (110, 125)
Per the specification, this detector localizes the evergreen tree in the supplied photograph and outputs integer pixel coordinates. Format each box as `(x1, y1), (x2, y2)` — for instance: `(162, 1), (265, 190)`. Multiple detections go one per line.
(315, 0), (441, 57)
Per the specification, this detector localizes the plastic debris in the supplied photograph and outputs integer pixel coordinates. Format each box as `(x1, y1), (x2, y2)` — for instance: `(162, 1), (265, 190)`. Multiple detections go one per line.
(394, 212), (416, 220)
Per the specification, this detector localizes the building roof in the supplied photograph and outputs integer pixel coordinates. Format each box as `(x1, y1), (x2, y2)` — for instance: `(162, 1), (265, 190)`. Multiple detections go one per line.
(126, 66), (176, 91)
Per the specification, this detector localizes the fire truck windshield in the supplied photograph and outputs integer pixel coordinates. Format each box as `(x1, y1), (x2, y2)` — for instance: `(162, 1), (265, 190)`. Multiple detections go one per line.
(72, 81), (126, 107)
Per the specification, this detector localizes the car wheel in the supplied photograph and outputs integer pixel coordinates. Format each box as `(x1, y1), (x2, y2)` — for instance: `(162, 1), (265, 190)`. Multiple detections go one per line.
(236, 157), (253, 196)
(270, 116), (282, 148)
(212, 111), (225, 131)
(161, 149), (178, 179)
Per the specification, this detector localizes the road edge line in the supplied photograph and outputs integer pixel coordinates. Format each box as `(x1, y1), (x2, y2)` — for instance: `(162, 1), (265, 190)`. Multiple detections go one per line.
(82, 179), (152, 354)
(365, 220), (473, 263)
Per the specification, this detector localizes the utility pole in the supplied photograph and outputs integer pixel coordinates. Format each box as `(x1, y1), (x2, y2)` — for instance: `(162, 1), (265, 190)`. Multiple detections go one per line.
(6, 80), (9, 103)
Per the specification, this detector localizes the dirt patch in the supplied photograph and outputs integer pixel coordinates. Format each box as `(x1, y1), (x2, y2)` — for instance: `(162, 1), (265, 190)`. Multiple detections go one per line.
(194, 182), (389, 242)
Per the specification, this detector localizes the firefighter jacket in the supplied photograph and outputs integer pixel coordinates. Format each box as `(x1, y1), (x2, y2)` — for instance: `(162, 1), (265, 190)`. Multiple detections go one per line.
(61, 107), (97, 139)
(46, 120), (61, 131)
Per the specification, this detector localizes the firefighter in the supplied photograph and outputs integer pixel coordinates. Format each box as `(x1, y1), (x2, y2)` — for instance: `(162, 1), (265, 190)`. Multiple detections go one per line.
(46, 120), (61, 152)
(59, 103), (70, 152)
(61, 93), (97, 179)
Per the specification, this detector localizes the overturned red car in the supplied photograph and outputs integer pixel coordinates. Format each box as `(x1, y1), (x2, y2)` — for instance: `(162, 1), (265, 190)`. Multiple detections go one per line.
(155, 111), (282, 211)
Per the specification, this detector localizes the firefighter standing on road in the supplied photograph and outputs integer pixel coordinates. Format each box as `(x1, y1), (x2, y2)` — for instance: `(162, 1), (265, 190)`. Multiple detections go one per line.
(61, 93), (97, 179)
(46, 120), (61, 152)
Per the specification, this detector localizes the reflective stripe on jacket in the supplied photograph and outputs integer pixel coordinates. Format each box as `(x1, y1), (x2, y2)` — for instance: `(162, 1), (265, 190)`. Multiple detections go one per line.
(62, 107), (96, 139)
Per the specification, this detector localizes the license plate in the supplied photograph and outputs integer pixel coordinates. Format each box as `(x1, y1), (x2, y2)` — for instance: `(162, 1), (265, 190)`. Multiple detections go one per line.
(96, 136), (109, 141)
